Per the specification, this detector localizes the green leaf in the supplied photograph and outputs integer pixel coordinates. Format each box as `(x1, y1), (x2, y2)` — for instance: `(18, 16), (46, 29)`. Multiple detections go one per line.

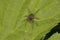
(0, 0), (60, 40)
(49, 32), (60, 40)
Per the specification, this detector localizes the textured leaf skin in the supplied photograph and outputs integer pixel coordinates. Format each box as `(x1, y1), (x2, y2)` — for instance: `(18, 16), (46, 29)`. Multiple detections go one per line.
(0, 0), (60, 40)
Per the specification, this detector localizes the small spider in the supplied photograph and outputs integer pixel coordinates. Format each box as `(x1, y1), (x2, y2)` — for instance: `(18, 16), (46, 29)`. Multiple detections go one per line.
(27, 13), (34, 23)
(24, 8), (40, 29)
(26, 8), (40, 23)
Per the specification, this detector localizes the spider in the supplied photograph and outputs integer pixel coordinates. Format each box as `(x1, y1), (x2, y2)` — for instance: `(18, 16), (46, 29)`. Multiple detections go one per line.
(26, 13), (35, 23)
(26, 8), (40, 23)
(24, 8), (40, 29)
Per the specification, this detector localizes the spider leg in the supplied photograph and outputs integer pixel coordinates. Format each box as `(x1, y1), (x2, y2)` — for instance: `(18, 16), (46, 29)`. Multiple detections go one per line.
(34, 18), (40, 27)
(30, 21), (35, 30)
(24, 19), (28, 29)
(34, 9), (40, 15)
(22, 17), (28, 30)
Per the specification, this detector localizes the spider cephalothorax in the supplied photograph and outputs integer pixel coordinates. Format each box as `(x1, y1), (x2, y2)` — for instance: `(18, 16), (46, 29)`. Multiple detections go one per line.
(27, 13), (35, 23)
